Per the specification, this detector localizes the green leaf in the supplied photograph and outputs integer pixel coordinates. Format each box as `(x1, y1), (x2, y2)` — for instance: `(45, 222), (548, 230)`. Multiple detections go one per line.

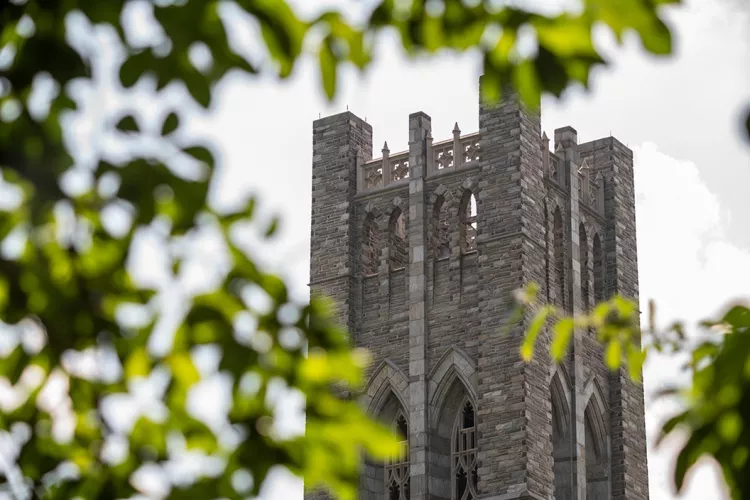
(168, 352), (200, 387)
(319, 36), (337, 100)
(161, 112), (180, 135)
(626, 343), (646, 381)
(124, 347), (150, 379)
(534, 16), (597, 58)
(723, 305), (750, 328)
(184, 146), (214, 167)
(521, 305), (551, 361)
(265, 217), (279, 238)
(550, 318), (574, 361)
(116, 115), (139, 132)
(605, 340), (621, 370)
(185, 70), (211, 108)
(717, 411), (742, 444)
(119, 50), (154, 87)
(640, 18), (672, 55)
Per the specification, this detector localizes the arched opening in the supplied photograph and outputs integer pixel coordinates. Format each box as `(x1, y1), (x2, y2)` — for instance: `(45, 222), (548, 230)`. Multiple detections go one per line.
(453, 399), (478, 500)
(459, 192), (477, 254)
(432, 378), (477, 500)
(362, 390), (409, 500)
(386, 411), (410, 500)
(593, 233), (604, 302)
(585, 402), (610, 499)
(432, 195), (451, 260)
(362, 213), (380, 276)
(389, 208), (408, 271)
(580, 223), (589, 311)
(551, 370), (573, 500)
(553, 208), (565, 309)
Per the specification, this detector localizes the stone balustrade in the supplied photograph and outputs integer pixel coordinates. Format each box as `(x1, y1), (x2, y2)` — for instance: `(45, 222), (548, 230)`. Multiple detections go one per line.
(357, 124), (481, 192)
(357, 123), (603, 216)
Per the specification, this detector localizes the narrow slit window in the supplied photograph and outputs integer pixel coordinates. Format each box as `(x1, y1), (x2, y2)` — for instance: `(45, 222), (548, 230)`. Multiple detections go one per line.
(460, 192), (477, 254)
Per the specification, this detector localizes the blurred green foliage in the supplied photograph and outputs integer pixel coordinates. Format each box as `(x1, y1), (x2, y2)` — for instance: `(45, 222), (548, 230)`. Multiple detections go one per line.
(1, 0), (743, 498)
(515, 284), (750, 500)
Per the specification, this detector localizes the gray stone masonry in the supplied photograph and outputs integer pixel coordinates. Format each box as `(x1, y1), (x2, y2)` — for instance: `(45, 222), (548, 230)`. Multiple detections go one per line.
(306, 77), (649, 500)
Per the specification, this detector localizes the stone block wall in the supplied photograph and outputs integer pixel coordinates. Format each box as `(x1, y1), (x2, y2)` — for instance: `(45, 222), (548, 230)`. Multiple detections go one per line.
(307, 79), (648, 500)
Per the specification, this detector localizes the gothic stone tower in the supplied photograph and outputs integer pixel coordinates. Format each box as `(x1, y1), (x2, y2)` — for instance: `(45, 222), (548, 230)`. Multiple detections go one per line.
(308, 78), (649, 500)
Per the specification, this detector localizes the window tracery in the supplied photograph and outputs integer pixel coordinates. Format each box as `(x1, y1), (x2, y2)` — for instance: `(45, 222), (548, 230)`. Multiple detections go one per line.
(452, 399), (478, 500)
(385, 411), (410, 500)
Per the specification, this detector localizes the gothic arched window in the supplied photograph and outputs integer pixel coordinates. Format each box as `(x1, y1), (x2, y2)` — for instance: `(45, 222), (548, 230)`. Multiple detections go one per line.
(385, 411), (410, 500)
(593, 233), (604, 302)
(433, 195), (451, 260)
(460, 192), (477, 254)
(452, 399), (478, 500)
(362, 213), (380, 276)
(553, 207), (565, 309)
(389, 208), (407, 271)
(585, 400), (611, 499)
(580, 223), (589, 311)
(551, 370), (573, 500)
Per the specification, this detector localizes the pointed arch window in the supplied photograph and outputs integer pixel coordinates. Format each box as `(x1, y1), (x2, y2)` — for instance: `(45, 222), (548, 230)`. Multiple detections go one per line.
(362, 214), (380, 276)
(585, 401), (611, 499)
(593, 233), (604, 302)
(460, 192), (477, 254)
(452, 399), (478, 500)
(551, 370), (573, 500)
(433, 195), (451, 260)
(553, 208), (565, 309)
(385, 411), (410, 500)
(389, 209), (408, 271)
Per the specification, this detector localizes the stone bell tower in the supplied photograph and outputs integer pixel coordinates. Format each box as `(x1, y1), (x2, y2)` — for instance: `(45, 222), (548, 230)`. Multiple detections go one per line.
(308, 77), (649, 500)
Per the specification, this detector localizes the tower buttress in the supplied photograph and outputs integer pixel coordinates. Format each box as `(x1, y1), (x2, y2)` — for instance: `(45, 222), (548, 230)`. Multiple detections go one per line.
(310, 112), (372, 334)
(475, 80), (553, 499)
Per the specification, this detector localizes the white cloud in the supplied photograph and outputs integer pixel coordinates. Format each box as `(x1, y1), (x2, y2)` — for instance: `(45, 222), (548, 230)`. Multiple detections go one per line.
(634, 142), (750, 500)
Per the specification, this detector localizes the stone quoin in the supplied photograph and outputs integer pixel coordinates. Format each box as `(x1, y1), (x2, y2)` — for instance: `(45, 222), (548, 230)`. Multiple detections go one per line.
(307, 77), (648, 500)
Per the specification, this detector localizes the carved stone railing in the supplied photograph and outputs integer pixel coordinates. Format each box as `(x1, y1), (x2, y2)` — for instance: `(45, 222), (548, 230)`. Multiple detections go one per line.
(359, 145), (410, 191)
(360, 160), (383, 189)
(357, 124), (481, 192)
(389, 151), (410, 182)
(431, 125), (480, 175)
